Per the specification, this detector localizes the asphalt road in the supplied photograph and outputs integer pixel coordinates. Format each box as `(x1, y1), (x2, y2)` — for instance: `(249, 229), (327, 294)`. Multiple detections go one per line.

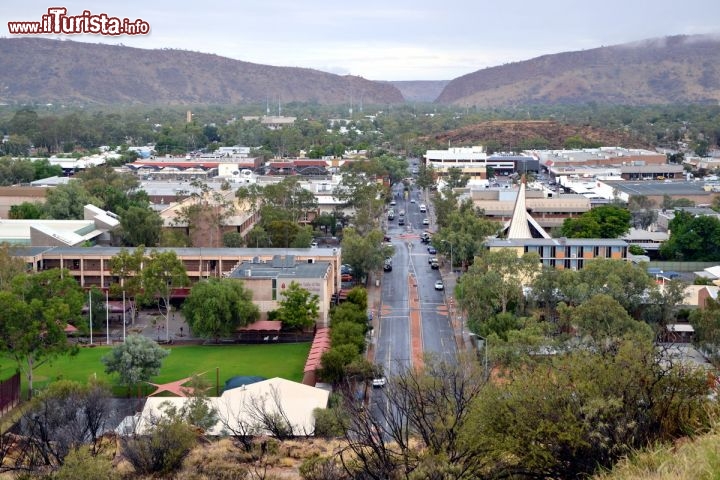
(370, 182), (457, 436)
(374, 184), (457, 379)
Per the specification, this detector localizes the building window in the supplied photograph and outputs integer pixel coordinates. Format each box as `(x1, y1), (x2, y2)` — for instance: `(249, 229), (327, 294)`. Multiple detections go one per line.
(271, 279), (277, 300)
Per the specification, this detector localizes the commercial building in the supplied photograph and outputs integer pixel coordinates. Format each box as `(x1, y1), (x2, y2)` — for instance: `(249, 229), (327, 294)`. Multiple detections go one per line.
(530, 147), (666, 170)
(486, 181), (628, 269)
(470, 188), (590, 229)
(0, 204), (118, 247)
(14, 246), (343, 321)
(423, 146), (488, 180)
(227, 255), (333, 324)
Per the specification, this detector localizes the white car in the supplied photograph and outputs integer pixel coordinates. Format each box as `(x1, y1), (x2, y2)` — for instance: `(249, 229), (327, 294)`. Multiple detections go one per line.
(419, 204), (427, 213)
(422, 218), (430, 225)
(410, 199), (416, 203)
(372, 376), (387, 388)
(434, 280), (444, 291)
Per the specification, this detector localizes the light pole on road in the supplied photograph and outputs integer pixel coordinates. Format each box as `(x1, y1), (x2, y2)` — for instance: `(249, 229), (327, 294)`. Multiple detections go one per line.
(442, 240), (453, 278)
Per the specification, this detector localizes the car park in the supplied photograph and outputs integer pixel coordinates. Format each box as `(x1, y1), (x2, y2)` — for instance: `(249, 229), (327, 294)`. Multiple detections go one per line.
(434, 280), (444, 291)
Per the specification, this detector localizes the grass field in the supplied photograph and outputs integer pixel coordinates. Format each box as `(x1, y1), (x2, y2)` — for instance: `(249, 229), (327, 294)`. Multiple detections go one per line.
(0, 342), (311, 397)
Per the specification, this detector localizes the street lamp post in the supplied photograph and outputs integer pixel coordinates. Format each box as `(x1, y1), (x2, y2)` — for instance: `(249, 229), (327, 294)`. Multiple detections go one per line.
(442, 240), (454, 278)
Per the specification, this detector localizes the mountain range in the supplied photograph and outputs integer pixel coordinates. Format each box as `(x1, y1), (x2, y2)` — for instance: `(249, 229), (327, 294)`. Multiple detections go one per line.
(0, 38), (403, 106)
(435, 34), (720, 107)
(1, 35), (719, 106)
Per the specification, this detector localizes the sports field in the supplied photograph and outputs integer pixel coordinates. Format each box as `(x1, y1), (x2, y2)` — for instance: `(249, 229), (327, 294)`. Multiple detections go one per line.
(0, 342), (311, 397)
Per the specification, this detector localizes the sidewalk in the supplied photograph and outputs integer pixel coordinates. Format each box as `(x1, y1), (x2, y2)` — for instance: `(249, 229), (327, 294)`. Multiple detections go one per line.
(365, 272), (382, 364)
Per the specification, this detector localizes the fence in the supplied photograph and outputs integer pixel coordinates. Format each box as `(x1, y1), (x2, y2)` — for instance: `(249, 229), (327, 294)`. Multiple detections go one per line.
(0, 373), (20, 416)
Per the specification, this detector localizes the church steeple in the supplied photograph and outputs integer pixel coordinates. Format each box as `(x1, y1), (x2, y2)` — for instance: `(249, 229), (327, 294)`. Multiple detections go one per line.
(506, 175), (551, 240)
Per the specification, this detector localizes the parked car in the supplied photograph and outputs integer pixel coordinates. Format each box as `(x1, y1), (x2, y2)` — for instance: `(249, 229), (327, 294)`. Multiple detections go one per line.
(431, 260), (440, 269)
(427, 246), (437, 254)
(422, 218), (430, 225)
(372, 376), (387, 388)
(434, 280), (444, 291)
(428, 256), (438, 265)
(419, 204), (427, 213)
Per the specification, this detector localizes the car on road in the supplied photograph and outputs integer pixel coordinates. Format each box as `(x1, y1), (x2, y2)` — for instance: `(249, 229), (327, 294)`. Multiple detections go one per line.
(398, 217), (405, 225)
(390, 200), (396, 206)
(372, 376), (387, 388)
(428, 256), (438, 264)
(410, 198), (416, 203)
(427, 246), (437, 254)
(431, 260), (440, 269)
(422, 218), (430, 225)
(434, 280), (444, 291)
(419, 204), (427, 213)
(384, 257), (393, 272)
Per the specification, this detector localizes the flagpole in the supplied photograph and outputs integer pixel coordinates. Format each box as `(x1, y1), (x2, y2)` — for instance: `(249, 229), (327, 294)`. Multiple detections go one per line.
(106, 290), (110, 345)
(122, 290), (126, 342)
(89, 290), (93, 345)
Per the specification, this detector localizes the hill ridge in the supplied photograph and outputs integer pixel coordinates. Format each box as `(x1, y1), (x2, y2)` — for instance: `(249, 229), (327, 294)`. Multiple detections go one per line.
(0, 37), (404, 105)
(436, 34), (720, 106)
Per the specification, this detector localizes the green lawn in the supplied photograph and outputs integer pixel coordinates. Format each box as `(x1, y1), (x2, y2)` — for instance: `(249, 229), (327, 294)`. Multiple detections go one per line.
(0, 343), (311, 397)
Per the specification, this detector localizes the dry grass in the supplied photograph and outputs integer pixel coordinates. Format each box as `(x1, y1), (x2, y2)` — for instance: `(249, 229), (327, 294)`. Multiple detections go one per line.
(595, 430), (720, 480)
(169, 437), (347, 480)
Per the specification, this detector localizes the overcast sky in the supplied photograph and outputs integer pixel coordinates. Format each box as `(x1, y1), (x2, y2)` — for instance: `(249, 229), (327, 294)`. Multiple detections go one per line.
(2, 1), (719, 81)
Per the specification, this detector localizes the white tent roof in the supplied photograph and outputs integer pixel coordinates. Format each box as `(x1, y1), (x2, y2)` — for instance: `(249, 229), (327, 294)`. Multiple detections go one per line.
(136, 377), (329, 436)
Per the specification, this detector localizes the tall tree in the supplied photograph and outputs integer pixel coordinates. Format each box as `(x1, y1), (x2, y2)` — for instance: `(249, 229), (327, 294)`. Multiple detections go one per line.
(333, 171), (386, 235)
(77, 165), (148, 213)
(275, 281), (320, 331)
(467, 338), (712, 479)
(340, 228), (394, 284)
(564, 294), (653, 346)
(109, 247), (145, 325)
(8, 202), (45, 220)
(139, 250), (189, 343)
(431, 199), (499, 268)
(457, 249), (540, 319)
(182, 279), (259, 342)
(0, 243), (26, 290)
(0, 269), (83, 398)
(560, 204), (631, 239)
(102, 334), (169, 395)
(627, 195), (658, 230)
(660, 210), (720, 261)
(118, 206), (163, 247)
(43, 181), (100, 219)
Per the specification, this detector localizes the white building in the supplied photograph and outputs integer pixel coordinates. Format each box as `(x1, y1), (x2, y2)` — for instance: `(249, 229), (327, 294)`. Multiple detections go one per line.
(135, 377), (329, 436)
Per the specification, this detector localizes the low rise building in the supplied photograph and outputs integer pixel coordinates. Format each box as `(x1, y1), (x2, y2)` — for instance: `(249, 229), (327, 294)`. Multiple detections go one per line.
(227, 255), (333, 325)
(14, 246), (343, 304)
(0, 204), (118, 247)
